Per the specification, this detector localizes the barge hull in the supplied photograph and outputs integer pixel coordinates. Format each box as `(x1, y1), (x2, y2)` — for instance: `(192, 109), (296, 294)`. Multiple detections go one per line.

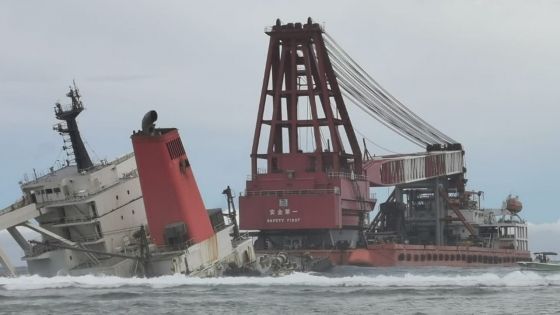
(258, 244), (531, 268)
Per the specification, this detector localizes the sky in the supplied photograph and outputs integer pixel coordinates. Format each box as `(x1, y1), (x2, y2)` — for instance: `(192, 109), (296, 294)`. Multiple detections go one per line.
(0, 0), (559, 264)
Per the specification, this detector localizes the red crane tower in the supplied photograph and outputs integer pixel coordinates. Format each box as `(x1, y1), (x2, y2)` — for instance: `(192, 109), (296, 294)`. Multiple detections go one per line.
(239, 19), (375, 249)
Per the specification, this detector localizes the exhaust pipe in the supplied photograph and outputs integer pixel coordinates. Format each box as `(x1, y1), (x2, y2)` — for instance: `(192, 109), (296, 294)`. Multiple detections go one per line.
(141, 110), (158, 135)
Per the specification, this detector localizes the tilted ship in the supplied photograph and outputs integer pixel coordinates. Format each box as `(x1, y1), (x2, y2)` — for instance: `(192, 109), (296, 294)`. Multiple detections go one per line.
(238, 18), (531, 268)
(0, 84), (256, 277)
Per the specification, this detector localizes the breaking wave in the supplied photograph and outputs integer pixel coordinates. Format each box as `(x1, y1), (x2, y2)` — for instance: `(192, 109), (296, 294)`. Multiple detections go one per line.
(1, 270), (560, 291)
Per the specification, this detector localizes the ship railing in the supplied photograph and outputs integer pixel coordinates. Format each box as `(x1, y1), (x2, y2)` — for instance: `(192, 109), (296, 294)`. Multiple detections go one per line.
(264, 22), (325, 33)
(327, 171), (367, 181)
(36, 191), (93, 207)
(20, 164), (68, 186)
(73, 235), (104, 243)
(41, 216), (97, 225)
(38, 175), (139, 207)
(327, 171), (367, 180)
(20, 153), (136, 186)
(111, 152), (135, 166)
(246, 168), (268, 180)
(241, 188), (340, 197)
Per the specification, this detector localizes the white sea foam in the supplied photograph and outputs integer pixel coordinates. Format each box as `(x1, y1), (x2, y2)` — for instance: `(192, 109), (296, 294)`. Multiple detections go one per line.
(1, 271), (560, 291)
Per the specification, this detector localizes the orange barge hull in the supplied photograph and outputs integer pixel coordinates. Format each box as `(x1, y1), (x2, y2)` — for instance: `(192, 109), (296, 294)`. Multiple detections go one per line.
(261, 244), (531, 267)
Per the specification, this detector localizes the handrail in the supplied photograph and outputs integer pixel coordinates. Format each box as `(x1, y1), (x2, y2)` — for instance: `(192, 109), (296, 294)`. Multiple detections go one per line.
(37, 172), (139, 208)
(242, 188), (339, 197)
(327, 171), (367, 181)
(43, 216), (97, 225)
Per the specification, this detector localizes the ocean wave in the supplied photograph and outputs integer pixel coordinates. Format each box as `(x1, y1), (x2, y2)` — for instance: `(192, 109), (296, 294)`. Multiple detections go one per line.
(1, 271), (559, 291)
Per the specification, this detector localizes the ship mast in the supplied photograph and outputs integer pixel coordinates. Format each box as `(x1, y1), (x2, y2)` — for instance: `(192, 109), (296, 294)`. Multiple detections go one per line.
(53, 82), (93, 172)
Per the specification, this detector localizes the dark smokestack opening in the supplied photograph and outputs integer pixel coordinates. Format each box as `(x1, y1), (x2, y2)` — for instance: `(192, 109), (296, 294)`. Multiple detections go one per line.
(141, 110), (158, 135)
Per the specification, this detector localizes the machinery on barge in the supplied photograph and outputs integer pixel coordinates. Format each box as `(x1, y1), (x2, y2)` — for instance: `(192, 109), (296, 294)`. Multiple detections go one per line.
(238, 18), (531, 267)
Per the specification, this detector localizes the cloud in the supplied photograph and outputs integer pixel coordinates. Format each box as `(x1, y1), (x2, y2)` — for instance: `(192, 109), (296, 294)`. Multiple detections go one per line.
(528, 219), (560, 254)
(1, 1), (560, 270)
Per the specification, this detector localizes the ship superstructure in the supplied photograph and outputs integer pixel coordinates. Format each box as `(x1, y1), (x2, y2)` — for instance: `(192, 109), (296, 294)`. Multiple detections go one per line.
(0, 84), (146, 276)
(238, 18), (530, 267)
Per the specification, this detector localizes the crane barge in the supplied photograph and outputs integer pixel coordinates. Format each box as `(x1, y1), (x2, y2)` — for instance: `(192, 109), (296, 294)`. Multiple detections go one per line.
(239, 18), (531, 268)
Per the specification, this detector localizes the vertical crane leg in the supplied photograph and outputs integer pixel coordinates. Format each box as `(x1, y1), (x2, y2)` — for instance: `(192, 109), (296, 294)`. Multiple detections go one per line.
(434, 178), (444, 246)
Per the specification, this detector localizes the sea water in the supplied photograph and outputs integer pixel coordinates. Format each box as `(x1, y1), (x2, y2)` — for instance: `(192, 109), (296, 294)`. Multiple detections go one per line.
(0, 266), (559, 314)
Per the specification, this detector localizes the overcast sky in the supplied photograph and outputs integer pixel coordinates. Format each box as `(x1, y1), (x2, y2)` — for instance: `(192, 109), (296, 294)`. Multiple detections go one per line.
(1, 1), (559, 263)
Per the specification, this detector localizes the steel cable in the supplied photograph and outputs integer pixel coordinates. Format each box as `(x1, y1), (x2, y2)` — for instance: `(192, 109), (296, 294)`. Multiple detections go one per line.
(323, 33), (457, 146)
